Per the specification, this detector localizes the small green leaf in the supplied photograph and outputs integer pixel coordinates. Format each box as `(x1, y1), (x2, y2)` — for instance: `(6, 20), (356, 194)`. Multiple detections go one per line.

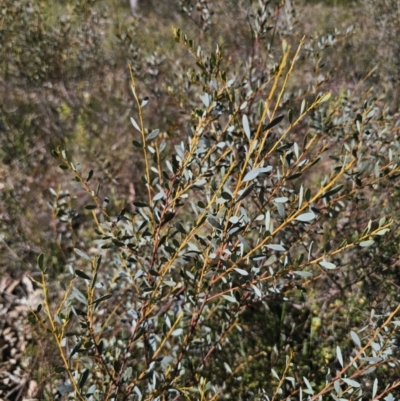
(288, 109), (293, 124)
(69, 342), (82, 359)
(319, 92), (331, 103)
(132, 140), (142, 148)
(91, 294), (112, 305)
(161, 212), (176, 226)
(359, 240), (374, 247)
(208, 217), (222, 230)
(236, 183), (255, 203)
(79, 369), (89, 389)
(175, 222), (187, 234)
(376, 228), (390, 235)
(221, 192), (232, 200)
(55, 366), (66, 373)
(28, 315), (37, 324)
(75, 270), (91, 280)
(321, 185), (344, 199)
(309, 157), (321, 167)
(85, 205), (97, 210)
(287, 172), (302, 180)
(59, 164), (68, 170)
(265, 114), (284, 130)
(86, 170), (93, 182)
(37, 253), (44, 271)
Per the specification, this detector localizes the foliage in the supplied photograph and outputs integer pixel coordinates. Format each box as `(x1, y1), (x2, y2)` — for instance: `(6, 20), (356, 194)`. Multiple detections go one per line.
(2, 0), (400, 400)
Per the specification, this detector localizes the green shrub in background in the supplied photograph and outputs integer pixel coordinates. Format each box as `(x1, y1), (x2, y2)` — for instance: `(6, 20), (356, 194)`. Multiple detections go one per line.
(27, 1), (400, 399)
(1, 0), (400, 399)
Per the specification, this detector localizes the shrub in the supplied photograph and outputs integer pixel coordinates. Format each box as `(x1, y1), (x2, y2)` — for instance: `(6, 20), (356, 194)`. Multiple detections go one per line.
(28, 1), (400, 399)
(0, 0), (397, 399)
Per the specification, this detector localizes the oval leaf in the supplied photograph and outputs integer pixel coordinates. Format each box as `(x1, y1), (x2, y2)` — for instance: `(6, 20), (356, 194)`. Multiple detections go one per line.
(251, 284), (262, 298)
(236, 183), (255, 203)
(266, 244), (287, 252)
(242, 114), (251, 140)
(265, 114), (284, 130)
(359, 240), (374, 247)
(37, 253), (44, 271)
(222, 295), (238, 303)
(91, 294), (112, 305)
(234, 267), (249, 276)
(130, 116), (141, 132)
(147, 129), (160, 141)
(75, 270), (91, 280)
(74, 248), (91, 261)
(243, 168), (260, 182)
(293, 271), (313, 278)
(350, 331), (361, 347)
(319, 260), (337, 270)
(172, 328), (183, 337)
(274, 197), (289, 203)
(208, 217), (222, 230)
(336, 345), (343, 367)
(296, 212), (316, 222)
(342, 378), (360, 388)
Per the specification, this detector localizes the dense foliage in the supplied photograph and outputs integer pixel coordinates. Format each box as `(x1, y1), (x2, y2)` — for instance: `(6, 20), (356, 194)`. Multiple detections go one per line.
(2, 0), (400, 400)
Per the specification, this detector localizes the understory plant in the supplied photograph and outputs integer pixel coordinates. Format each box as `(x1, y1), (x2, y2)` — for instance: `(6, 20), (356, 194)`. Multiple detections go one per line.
(29, 1), (400, 400)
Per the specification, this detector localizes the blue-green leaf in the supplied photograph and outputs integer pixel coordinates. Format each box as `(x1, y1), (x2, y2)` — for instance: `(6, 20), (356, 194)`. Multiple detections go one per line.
(130, 116), (141, 132)
(242, 114), (251, 140)
(147, 129), (160, 141)
(342, 378), (360, 388)
(319, 260), (336, 270)
(243, 168), (260, 182)
(296, 212), (316, 222)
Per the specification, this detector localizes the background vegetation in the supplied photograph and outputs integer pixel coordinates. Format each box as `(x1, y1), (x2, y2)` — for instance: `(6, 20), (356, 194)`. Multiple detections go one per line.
(1, 0), (400, 400)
